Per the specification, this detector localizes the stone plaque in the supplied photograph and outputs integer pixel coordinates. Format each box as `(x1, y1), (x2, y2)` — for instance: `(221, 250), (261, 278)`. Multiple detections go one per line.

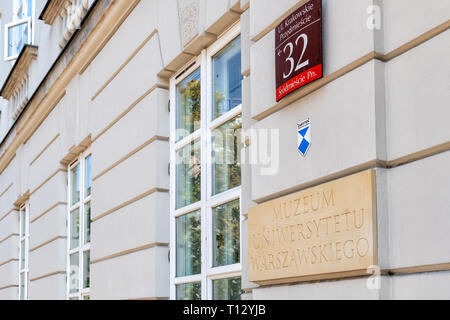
(248, 170), (377, 285)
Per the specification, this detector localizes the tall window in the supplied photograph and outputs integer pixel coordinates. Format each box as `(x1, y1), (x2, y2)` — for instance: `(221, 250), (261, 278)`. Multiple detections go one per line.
(67, 151), (92, 300)
(170, 24), (244, 300)
(18, 202), (30, 300)
(4, 0), (34, 60)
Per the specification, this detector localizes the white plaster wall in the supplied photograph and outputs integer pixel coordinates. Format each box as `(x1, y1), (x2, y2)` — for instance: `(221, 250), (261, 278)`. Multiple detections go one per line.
(90, 246), (169, 300)
(91, 88), (169, 178)
(29, 238), (66, 280)
(382, 0), (450, 54)
(386, 151), (450, 269)
(29, 170), (66, 223)
(385, 31), (450, 160)
(251, 61), (378, 201)
(29, 204), (66, 250)
(91, 140), (169, 220)
(91, 192), (169, 260)
(28, 273), (66, 300)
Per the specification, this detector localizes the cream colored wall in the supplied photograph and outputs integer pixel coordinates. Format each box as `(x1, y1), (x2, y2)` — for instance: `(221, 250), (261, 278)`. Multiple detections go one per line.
(242, 0), (450, 299)
(0, 0), (448, 300)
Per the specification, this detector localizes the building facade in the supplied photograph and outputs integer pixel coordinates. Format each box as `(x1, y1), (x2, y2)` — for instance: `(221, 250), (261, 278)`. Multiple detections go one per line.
(0, 0), (449, 300)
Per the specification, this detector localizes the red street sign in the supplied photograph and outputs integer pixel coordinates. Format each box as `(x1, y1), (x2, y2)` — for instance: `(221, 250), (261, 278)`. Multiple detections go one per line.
(275, 0), (323, 102)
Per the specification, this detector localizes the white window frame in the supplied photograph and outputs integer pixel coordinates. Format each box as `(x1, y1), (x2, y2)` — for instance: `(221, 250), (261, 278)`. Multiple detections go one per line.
(4, 0), (35, 61)
(169, 22), (243, 300)
(18, 201), (30, 300)
(66, 149), (91, 300)
(4, 17), (32, 61)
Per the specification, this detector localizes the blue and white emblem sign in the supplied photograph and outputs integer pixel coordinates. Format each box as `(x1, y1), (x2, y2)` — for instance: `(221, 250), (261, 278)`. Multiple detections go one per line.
(297, 118), (311, 157)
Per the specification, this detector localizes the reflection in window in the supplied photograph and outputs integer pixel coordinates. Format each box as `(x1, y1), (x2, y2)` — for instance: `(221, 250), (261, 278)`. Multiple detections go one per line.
(212, 199), (240, 267)
(212, 115), (242, 195)
(84, 202), (91, 245)
(176, 210), (201, 277)
(69, 253), (79, 294)
(85, 155), (92, 197)
(213, 277), (243, 300)
(70, 208), (80, 250)
(176, 139), (201, 209)
(83, 251), (90, 289)
(176, 282), (202, 300)
(212, 36), (242, 119)
(176, 68), (201, 141)
(70, 164), (80, 206)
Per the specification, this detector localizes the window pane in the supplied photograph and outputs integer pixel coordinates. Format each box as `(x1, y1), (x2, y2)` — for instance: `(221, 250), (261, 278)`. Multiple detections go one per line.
(69, 297), (79, 300)
(176, 139), (201, 209)
(213, 277), (243, 300)
(20, 240), (26, 269)
(176, 210), (201, 277)
(212, 199), (240, 267)
(7, 20), (30, 58)
(212, 115), (242, 195)
(70, 208), (80, 250)
(83, 251), (90, 289)
(19, 273), (25, 300)
(176, 68), (201, 141)
(212, 36), (242, 119)
(176, 282), (201, 300)
(85, 155), (92, 197)
(70, 164), (80, 205)
(84, 202), (91, 245)
(83, 295), (90, 300)
(69, 253), (79, 294)
(20, 209), (26, 237)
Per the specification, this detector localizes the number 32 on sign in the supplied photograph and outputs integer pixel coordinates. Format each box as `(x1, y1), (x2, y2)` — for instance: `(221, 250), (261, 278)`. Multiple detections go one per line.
(275, 0), (323, 102)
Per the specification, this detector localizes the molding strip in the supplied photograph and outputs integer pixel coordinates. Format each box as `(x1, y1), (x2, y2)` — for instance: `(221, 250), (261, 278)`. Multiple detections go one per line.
(0, 183), (13, 199)
(0, 208), (17, 223)
(31, 202), (67, 224)
(251, 21), (450, 122)
(380, 20), (450, 62)
(92, 83), (169, 143)
(91, 242), (169, 264)
(386, 142), (450, 168)
(92, 135), (169, 181)
(91, 29), (158, 101)
(30, 168), (67, 196)
(30, 236), (67, 253)
(0, 284), (18, 290)
(386, 263), (450, 276)
(253, 51), (380, 121)
(0, 233), (18, 244)
(92, 187), (169, 222)
(30, 271), (66, 282)
(29, 134), (60, 166)
(0, 258), (18, 268)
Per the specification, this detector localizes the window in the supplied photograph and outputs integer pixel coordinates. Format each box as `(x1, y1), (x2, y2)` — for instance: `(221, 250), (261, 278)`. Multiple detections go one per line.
(67, 151), (92, 300)
(18, 202), (30, 300)
(4, 0), (34, 61)
(170, 23), (244, 300)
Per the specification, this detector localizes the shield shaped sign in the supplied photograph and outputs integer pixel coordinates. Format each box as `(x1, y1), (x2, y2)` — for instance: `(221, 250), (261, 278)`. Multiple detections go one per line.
(297, 118), (311, 157)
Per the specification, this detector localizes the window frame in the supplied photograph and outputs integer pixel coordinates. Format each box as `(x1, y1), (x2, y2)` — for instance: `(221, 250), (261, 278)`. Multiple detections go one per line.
(18, 201), (30, 300)
(169, 22), (243, 300)
(4, 0), (35, 61)
(4, 17), (32, 61)
(66, 149), (91, 300)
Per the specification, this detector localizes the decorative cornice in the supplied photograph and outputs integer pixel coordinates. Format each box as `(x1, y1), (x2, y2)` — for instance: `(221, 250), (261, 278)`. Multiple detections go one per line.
(0, 45), (38, 100)
(13, 190), (30, 208)
(39, 0), (70, 25)
(178, 0), (200, 47)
